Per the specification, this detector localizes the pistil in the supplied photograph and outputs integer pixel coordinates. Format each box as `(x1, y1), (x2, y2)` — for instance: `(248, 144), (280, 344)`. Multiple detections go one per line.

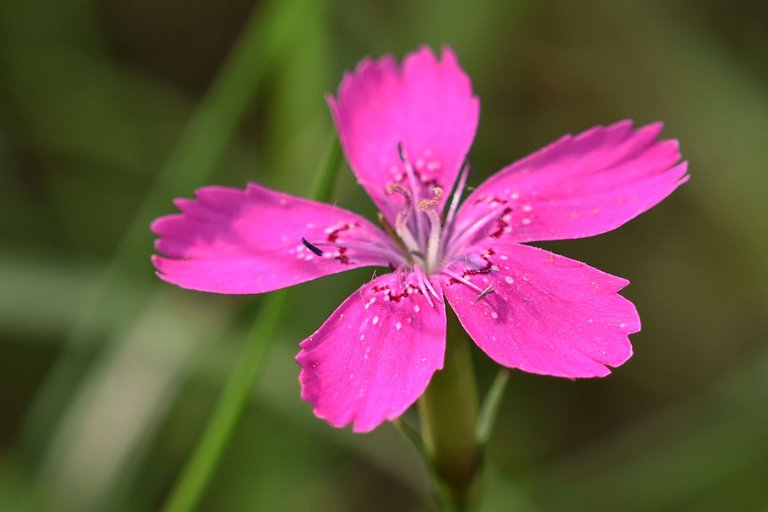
(397, 142), (424, 245)
(417, 187), (444, 274)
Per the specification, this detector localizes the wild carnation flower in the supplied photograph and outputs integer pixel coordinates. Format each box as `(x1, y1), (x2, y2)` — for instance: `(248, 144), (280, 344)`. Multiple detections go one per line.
(152, 46), (688, 433)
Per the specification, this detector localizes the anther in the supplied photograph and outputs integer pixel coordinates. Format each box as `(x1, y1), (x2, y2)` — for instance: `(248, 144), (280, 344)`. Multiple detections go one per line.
(378, 212), (408, 255)
(417, 187), (443, 211)
(386, 182), (412, 202)
(301, 237), (324, 256)
(444, 157), (471, 229)
(397, 142), (407, 163)
(475, 284), (495, 301)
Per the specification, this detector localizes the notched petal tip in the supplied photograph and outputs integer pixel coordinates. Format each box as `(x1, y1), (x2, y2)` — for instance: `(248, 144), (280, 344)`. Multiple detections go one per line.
(442, 243), (639, 379)
(455, 118), (688, 245)
(439, 44), (458, 63)
(329, 45), (479, 224)
(150, 254), (164, 269)
(149, 214), (173, 236)
(150, 182), (393, 295)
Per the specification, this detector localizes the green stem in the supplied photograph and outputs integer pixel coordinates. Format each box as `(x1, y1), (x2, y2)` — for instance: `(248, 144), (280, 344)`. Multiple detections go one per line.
(418, 312), (481, 511)
(160, 136), (342, 512)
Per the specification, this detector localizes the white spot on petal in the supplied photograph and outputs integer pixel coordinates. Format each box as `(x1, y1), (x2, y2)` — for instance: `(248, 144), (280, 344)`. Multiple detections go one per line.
(413, 305), (420, 313)
(395, 322), (402, 330)
(491, 311), (499, 320)
(505, 276), (514, 284)
(372, 316), (379, 326)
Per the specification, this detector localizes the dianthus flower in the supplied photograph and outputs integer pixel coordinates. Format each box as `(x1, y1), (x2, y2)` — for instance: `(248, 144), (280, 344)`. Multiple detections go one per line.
(152, 47), (688, 433)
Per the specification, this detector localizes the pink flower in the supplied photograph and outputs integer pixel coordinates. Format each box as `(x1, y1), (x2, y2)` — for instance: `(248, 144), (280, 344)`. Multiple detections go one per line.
(152, 46), (688, 433)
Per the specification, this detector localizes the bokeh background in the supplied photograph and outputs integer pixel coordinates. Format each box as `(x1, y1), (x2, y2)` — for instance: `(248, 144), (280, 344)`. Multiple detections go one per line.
(2, 0), (767, 510)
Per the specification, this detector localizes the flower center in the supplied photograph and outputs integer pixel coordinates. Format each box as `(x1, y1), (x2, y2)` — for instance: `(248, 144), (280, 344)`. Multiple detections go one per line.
(382, 143), (471, 275)
(385, 183), (444, 273)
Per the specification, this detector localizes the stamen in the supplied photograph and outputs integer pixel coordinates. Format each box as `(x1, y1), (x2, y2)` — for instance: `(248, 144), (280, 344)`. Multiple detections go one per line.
(386, 182), (422, 261)
(443, 158), (470, 241)
(416, 186), (443, 211)
(377, 212), (399, 240)
(377, 212), (409, 257)
(301, 237), (324, 256)
(395, 211), (422, 263)
(475, 284), (495, 301)
(397, 142), (424, 243)
(386, 182), (413, 208)
(445, 205), (504, 260)
(440, 269), (485, 294)
(397, 142), (408, 163)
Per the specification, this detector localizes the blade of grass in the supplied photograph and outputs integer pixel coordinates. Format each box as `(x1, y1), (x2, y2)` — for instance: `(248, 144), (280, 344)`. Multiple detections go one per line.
(35, 292), (233, 512)
(476, 369), (510, 446)
(17, 0), (296, 464)
(160, 135), (342, 512)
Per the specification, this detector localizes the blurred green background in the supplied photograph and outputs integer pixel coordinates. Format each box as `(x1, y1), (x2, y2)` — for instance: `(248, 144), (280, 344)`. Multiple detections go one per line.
(1, 0), (767, 510)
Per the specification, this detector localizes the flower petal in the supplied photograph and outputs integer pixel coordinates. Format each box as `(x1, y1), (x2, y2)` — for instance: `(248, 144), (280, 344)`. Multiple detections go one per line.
(297, 272), (446, 432)
(451, 121), (688, 247)
(329, 46), (479, 222)
(439, 242), (638, 378)
(152, 183), (400, 294)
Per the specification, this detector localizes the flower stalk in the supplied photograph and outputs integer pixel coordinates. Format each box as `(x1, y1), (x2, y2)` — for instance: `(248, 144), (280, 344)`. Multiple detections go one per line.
(418, 311), (481, 511)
